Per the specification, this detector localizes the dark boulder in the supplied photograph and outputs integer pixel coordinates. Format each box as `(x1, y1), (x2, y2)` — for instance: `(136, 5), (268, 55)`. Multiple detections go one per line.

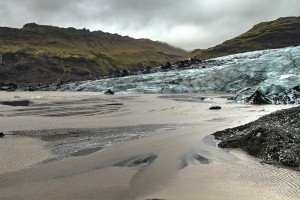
(0, 83), (18, 92)
(209, 106), (222, 110)
(104, 89), (114, 95)
(188, 58), (202, 65)
(245, 90), (272, 104)
(241, 86), (300, 105)
(292, 85), (300, 92)
(161, 62), (172, 71)
(269, 85), (300, 104)
(0, 132), (3, 138)
(121, 69), (130, 77)
(172, 58), (202, 70)
(110, 69), (121, 77)
(142, 66), (152, 74)
(168, 78), (183, 85)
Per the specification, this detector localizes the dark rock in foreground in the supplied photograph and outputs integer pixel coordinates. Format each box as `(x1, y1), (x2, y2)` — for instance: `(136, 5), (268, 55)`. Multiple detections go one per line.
(0, 100), (31, 106)
(245, 90), (272, 104)
(0, 82), (18, 92)
(213, 106), (300, 171)
(209, 106), (222, 110)
(104, 89), (114, 95)
(269, 85), (300, 104)
(244, 85), (300, 105)
(0, 132), (3, 138)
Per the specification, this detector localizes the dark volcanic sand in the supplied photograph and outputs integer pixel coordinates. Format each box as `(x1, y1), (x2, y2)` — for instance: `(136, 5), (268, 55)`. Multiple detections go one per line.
(213, 106), (300, 171)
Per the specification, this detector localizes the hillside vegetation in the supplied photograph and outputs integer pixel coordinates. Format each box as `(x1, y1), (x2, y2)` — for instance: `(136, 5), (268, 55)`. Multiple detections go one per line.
(0, 23), (185, 85)
(0, 17), (299, 86)
(189, 17), (300, 59)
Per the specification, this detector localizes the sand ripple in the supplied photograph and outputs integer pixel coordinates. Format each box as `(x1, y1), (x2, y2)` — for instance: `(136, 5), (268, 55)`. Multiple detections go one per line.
(0, 97), (123, 117)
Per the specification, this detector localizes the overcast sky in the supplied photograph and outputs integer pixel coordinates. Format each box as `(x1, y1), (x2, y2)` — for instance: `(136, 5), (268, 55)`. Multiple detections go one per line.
(0, 0), (299, 50)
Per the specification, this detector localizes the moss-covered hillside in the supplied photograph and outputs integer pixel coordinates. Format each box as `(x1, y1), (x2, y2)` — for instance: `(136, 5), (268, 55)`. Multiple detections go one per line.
(189, 17), (300, 59)
(0, 23), (185, 85)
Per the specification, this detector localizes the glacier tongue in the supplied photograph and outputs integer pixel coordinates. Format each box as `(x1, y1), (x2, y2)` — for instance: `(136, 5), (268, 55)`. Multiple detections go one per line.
(59, 46), (300, 95)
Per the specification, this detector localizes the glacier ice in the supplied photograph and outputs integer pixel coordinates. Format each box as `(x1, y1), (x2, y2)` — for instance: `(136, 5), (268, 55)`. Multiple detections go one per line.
(59, 46), (300, 95)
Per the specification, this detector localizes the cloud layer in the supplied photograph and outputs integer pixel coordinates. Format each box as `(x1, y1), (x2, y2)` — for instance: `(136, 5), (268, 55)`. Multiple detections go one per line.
(0, 0), (299, 50)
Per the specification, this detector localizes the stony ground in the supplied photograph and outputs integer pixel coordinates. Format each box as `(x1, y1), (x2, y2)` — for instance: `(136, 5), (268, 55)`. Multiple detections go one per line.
(213, 106), (300, 171)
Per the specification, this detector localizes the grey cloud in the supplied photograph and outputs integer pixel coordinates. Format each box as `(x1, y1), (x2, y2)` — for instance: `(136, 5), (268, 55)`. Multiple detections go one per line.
(0, 0), (299, 50)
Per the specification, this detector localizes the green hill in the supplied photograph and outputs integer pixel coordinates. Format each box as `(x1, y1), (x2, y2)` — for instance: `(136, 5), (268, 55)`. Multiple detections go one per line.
(0, 23), (186, 85)
(189, 17), (300, 59)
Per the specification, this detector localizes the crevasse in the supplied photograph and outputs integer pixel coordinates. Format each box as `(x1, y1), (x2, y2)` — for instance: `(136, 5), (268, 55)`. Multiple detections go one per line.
(59, 46), (300, 94)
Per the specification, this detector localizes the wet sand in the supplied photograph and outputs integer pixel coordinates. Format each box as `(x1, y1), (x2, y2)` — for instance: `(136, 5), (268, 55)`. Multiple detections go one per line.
(0, 91), (299, 200)
(0, 136), (52, 174)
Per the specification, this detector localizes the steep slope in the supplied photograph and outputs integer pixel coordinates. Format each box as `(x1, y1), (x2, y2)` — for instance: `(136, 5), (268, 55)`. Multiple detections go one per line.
(189, 17), (300, 59)
(0, 23), (186, 85)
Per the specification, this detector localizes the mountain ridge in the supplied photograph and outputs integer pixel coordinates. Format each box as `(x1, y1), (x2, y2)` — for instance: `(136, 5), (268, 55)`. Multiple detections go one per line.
(0, 23), (185, 85)
(189, 16), (300, 59)
(0, 16), (299, 86)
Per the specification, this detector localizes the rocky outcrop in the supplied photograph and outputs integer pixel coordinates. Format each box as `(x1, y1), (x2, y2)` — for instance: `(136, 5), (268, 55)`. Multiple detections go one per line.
(245, 91), (272, 104)
(0, 56), (207, 90)
(213, 106), (300, 171)
(127, 58), (205, 75)
(244, 85), (300, 105)
(0, 53), (102, 86)
(172, 58), (202, 69)
(0, 23), (186, 86)
(104, 89), (114, 95)
(0, 82), (18, 91)
(269, 85), (300, 104)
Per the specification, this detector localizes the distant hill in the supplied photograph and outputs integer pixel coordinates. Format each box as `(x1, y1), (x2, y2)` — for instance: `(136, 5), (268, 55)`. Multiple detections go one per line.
(189, 17), (300, 59)
(0, 23), (185, 85)
(1, 17), (299, 86)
